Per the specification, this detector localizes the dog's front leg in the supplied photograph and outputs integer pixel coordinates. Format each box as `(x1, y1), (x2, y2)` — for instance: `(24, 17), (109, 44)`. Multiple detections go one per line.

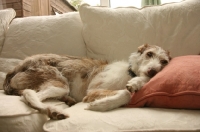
(126, 76), (150, 92)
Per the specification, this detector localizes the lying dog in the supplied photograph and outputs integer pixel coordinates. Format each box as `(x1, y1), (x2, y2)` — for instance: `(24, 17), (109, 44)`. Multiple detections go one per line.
(3, 44), (171, 120)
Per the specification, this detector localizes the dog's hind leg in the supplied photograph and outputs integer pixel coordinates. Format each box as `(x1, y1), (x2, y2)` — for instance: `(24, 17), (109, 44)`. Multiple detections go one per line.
(21, 85), (70, 120)
(83, 89), (131, 111)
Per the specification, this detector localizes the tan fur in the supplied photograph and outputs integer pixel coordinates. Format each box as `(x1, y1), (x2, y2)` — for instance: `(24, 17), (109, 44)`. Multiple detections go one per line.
(4, 54), (107, 96)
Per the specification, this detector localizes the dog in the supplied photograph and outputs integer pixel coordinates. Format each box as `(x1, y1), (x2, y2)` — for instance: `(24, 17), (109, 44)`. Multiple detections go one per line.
(3, 44), (171, 120)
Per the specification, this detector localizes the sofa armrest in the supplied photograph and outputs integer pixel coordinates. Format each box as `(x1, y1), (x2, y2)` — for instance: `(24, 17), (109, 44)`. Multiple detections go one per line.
(0, 8), (16, 54)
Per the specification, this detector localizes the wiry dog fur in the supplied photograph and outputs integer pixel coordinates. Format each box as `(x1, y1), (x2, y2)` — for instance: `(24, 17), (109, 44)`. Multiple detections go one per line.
(3, 44), (171, 120)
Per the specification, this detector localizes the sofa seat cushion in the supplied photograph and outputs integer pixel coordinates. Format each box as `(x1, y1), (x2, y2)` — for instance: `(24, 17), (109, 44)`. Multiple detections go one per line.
(0, 90), (37, 116)
(0, 112), (47, 132)
(128, 55), (200, 109)
(0, 89), (57, 132)
(1, 12), (86, 59)
(0, 90), (68, 117)
(0, 8), (16, 53)
(44, 102), (200, 132)
(79, 0), (200, 62)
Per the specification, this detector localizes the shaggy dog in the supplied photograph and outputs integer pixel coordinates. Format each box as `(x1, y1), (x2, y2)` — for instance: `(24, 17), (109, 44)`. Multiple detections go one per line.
(3, 44), (171, 120)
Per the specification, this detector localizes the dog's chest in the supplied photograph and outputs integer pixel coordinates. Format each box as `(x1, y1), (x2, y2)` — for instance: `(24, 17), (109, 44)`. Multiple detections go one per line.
(88, 61), (132, 91)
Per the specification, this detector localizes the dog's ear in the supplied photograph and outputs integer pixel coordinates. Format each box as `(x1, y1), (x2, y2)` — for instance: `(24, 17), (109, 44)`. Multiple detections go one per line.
(166, 50), (172, 60)
(138, 44), (149, 54)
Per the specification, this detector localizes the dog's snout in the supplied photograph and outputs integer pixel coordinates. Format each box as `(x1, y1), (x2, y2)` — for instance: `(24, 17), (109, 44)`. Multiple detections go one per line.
(147, 69), (157, 77)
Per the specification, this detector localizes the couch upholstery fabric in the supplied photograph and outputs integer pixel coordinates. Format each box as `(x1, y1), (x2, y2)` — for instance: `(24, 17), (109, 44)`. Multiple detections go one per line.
(43, 102), (200, 132)
(0, 12), (86, 59)
(0, 8), (16, 53)
(79, 0), (200, 62)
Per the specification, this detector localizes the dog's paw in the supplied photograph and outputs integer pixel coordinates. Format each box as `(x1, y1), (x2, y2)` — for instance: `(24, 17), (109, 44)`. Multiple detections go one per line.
(126, 84), (139, 93)
(65, 98), (76, 107)
(85, 102), (97, 110)
(126, 79), (142, 92)
(46, 106), (69, 120)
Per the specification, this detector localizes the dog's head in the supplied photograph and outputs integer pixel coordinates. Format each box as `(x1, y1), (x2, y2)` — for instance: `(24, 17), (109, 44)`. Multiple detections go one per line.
(129, 44), (171, 78)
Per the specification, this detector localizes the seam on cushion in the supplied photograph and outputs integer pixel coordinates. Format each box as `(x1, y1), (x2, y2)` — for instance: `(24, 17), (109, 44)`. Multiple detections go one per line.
(129, 91), (200, 106)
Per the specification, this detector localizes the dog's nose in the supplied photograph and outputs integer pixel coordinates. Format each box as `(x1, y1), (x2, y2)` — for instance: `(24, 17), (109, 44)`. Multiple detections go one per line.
(147, 69), (157, 77)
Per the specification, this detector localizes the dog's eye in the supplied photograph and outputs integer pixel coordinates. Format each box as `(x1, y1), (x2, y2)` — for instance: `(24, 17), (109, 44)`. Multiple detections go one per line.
(146, 52), (153, 57)
(160, 60), (168, 65)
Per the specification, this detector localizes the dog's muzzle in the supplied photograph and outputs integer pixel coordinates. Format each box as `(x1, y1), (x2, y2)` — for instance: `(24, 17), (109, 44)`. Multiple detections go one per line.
(147, 69), (158, 78)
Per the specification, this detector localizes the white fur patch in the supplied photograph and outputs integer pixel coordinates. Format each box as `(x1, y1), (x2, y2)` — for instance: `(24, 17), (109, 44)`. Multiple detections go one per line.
(88, 61), (131, 90)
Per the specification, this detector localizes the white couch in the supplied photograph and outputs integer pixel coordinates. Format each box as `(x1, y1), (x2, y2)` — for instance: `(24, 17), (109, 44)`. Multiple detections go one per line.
(0, 0), (200, 131)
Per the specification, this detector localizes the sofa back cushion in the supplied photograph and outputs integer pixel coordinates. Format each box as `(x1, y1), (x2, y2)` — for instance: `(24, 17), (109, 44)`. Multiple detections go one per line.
(0, 12), (86, 59)
(0, 8), (16, 54)
(79, 0), (200, 62)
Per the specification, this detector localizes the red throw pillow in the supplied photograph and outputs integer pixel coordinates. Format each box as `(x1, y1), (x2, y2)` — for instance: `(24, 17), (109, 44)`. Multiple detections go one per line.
(127, 55), (200, 109)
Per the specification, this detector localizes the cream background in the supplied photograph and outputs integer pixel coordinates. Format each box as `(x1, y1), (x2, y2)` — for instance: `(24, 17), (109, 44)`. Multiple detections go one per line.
(80, 0), (200, 62)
